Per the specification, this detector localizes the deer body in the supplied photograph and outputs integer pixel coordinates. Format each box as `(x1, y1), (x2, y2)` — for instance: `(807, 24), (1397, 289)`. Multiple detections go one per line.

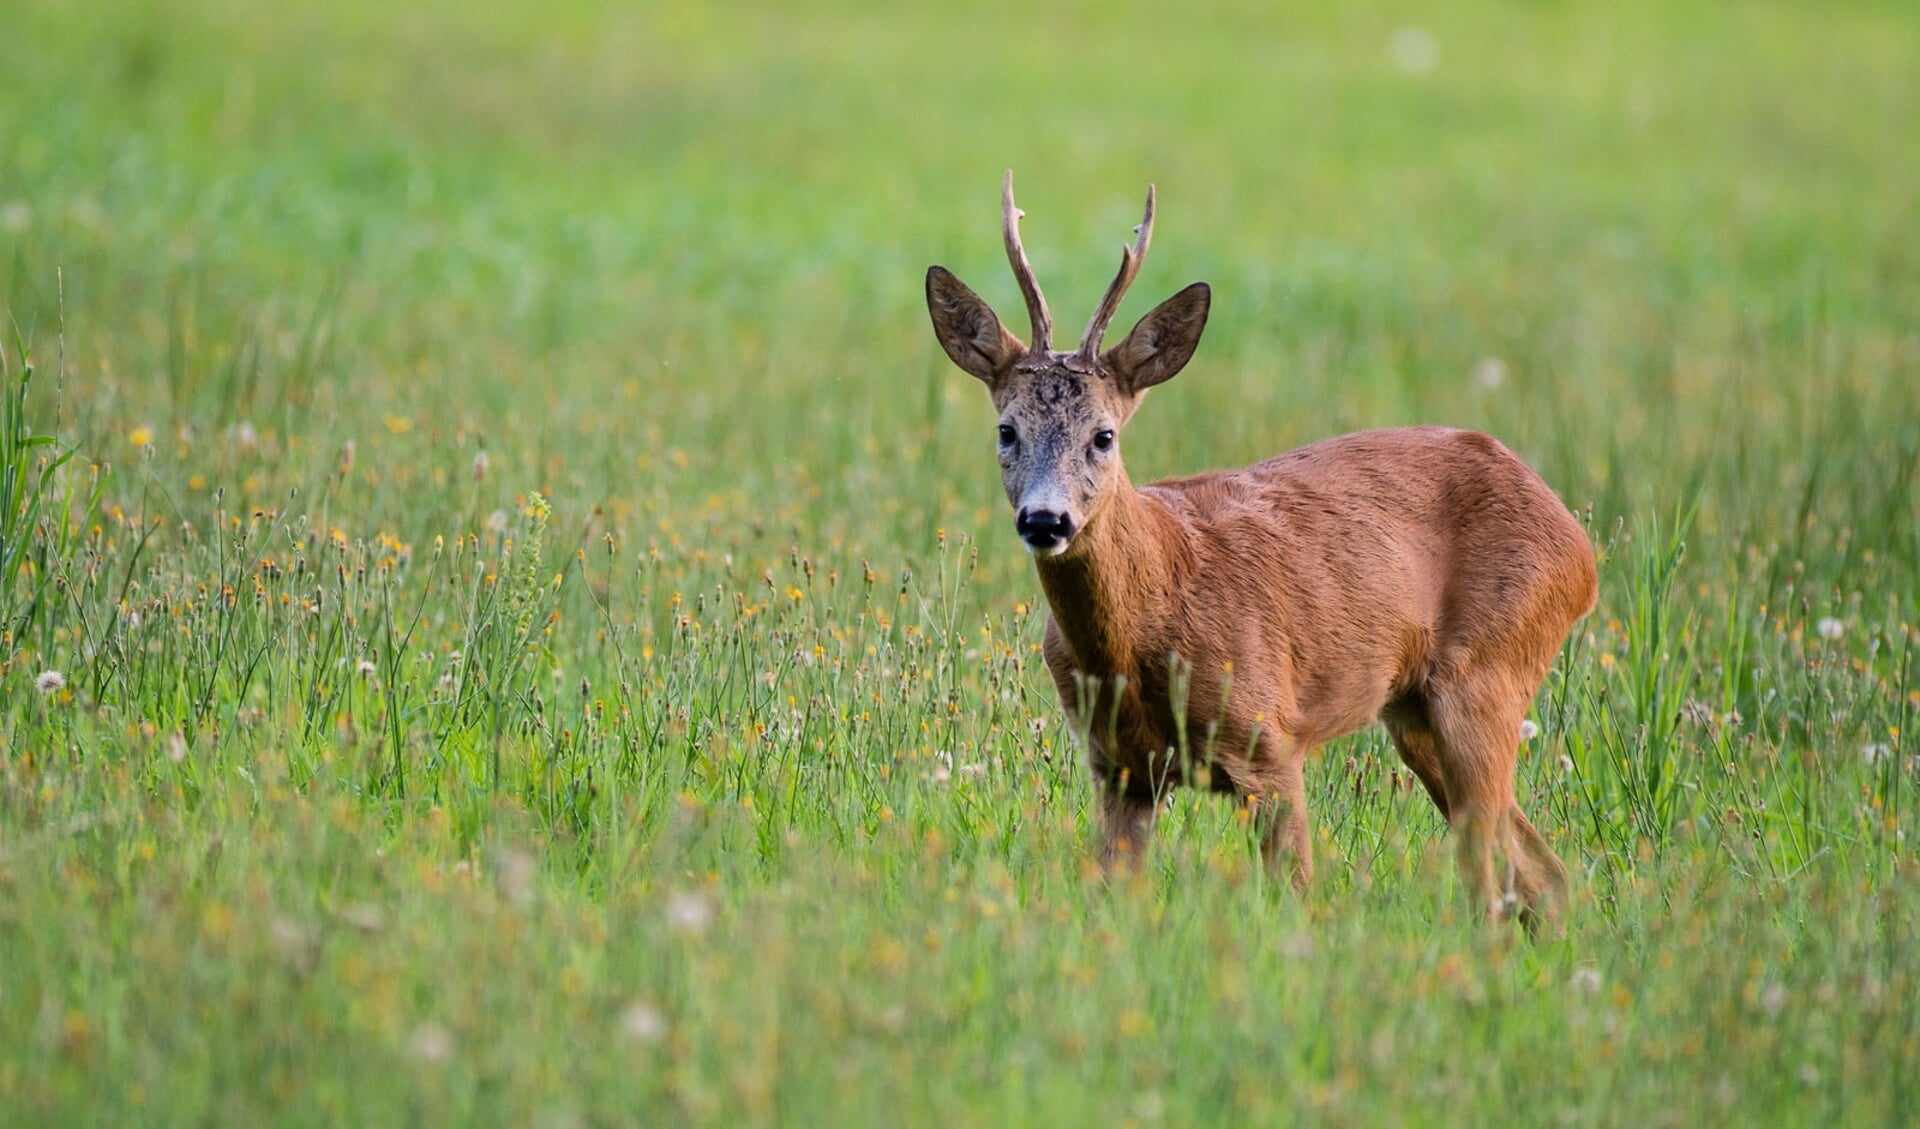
(927, 174), (1596, 925)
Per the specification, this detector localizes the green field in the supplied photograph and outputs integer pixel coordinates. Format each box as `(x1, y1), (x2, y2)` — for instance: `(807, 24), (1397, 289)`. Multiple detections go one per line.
(4, 0), (1919, 1122)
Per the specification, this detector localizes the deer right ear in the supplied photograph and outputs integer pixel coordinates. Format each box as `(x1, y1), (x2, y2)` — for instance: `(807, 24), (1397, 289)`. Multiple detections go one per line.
(927, 266), (1026, 386)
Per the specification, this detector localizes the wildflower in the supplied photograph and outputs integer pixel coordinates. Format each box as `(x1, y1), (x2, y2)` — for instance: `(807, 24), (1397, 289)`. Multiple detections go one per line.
(1760, 983), (1787, 1016)
(356, 659), (377, 678)
(620, 1000), (667, 1043)
(35, 670), (66, 694)
(339, 439), (356, 475)
(1518, 719), (1540, 741)
(1569, 967), (1602, 994)
(128, 426), (154, 449)
(1863, 743), (1891, 767)
(664, 890), (713, 935)
(231, 420), (259, 451)
(1680, 698), (1716, 727)
(1472, 357), (1507, 390)
(472, 450), (489, 482)
(1388, 26), (1439, 74)
(1558, 754), (1575, 774)
(409, 1022), (454, 1064)
(485, 510), (509, 536)
(167, 732), (188, 763)
(1816, 617), (1845, 641)
(339, 903), (385, 932)
(495, 847), (536, 908)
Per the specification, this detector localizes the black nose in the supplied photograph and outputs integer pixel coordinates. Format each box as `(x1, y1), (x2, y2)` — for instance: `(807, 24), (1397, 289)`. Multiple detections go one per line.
(1016, 508), (1074, 547)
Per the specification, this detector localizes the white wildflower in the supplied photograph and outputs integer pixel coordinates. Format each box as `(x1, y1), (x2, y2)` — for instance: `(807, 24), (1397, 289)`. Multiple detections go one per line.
(34, 670), (66, 694)
(1760, 983), (1787, 1016)
(1816, 617), (1844, 641)
(1472, 357), (1507, 390)
(1518, 719), (1540, 741)
(495, 847), (537, 908)
(409, 1021), (454, 1064)
(664, 890), (713, 935)
(620, 1000), (667, 1043)
(1863, 743), (1891, 767)
(357, 659), (377, 678)
(472, 449), (489, 482)
(1569, 967), (1603, 994)
(1388, 26), (1439, 74)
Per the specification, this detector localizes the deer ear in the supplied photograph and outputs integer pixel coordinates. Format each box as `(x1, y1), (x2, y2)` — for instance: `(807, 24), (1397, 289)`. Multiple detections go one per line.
(927, 266), (1026, 385)
(1104, 282), (1210, 394)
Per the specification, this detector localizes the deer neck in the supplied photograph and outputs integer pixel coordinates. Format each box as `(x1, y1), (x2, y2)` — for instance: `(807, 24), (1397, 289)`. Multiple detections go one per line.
(1032, 466), (1172, 676)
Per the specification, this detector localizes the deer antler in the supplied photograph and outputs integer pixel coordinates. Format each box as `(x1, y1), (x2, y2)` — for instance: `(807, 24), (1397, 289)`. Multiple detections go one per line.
(1002, 170), (1053, 354)
(1077, 184), (1156, 358)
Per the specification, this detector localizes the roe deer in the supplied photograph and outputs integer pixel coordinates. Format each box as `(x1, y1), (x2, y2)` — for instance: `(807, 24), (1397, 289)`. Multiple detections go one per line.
(925, 172), (1597, 926)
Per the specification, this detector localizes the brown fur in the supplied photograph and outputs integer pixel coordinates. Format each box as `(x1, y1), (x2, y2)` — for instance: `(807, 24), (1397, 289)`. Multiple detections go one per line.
(926, 175), (1597, 928)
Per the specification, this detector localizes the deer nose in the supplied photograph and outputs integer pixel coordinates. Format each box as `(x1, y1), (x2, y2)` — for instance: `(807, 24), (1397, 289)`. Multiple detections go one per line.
(1015, 508), (1075, 550)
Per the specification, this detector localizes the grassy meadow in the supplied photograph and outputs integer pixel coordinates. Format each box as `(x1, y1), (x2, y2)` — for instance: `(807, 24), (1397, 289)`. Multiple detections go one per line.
(4, 0), (1919, 1122)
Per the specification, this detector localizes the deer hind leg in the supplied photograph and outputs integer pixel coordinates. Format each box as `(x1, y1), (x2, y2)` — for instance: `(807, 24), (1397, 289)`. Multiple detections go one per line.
(1096, 779), (1159, 873)
(1224, 735), (1313, 891)
(1383, 699), (1450, 821)
(1427, 673), (1567, 930)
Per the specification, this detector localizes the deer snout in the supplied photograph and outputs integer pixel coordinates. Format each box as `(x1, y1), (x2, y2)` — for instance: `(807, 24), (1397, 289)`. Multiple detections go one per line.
(1015, 507), (1076, 554)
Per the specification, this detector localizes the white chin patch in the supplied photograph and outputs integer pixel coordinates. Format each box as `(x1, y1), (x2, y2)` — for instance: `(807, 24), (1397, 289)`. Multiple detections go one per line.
(1023, 537), (1071, 558)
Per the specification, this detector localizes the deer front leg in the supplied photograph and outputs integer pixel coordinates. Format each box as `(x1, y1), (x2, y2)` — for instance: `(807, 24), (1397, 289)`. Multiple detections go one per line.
(1096, 778), (1159, 872)
(1226, 735), (1313, 891)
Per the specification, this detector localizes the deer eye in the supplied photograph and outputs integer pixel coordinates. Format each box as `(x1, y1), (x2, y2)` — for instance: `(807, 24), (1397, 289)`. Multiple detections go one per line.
(1092, 429), (1115, 452)
(998, 423), (1018, 447)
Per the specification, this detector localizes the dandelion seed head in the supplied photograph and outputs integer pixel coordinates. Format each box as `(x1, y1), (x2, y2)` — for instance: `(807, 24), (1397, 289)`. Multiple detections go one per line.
(1817, 617), (1845, 641)
(1472, 357), (1507, 390)
(34, 670), (65, 694)
(620, 1000), (667, 1043)
(1760, 982), (1787, 1016)
(1518, 719), (1540, 741)
(664, 890), (713, 935)
(495, 847), (537, 908)
(409, 1021), (454, 1064)
(1388, 26), (1439, 74)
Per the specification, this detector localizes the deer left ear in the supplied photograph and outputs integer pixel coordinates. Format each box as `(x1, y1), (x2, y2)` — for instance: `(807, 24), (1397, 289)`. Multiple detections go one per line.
(1104, 282), (1210, 394)
(927, 266), (1027, 386)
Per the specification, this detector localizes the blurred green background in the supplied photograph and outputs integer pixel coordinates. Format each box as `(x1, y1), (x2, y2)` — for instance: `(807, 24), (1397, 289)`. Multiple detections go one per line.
(3, 0), (1918, 1123)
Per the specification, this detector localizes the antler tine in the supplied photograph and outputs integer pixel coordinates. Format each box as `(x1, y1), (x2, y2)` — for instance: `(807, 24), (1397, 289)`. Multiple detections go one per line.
(1077, 184), (1156, 358)
(1001, 170), (1053, 353)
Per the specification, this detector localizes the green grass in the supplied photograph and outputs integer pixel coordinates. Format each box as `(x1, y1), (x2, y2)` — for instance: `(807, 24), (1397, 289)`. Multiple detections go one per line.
(3, 0), (1919, 1122)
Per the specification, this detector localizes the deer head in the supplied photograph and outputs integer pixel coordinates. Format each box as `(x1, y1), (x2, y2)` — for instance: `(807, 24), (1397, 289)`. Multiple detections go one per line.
(927, 171), (1211, 556)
